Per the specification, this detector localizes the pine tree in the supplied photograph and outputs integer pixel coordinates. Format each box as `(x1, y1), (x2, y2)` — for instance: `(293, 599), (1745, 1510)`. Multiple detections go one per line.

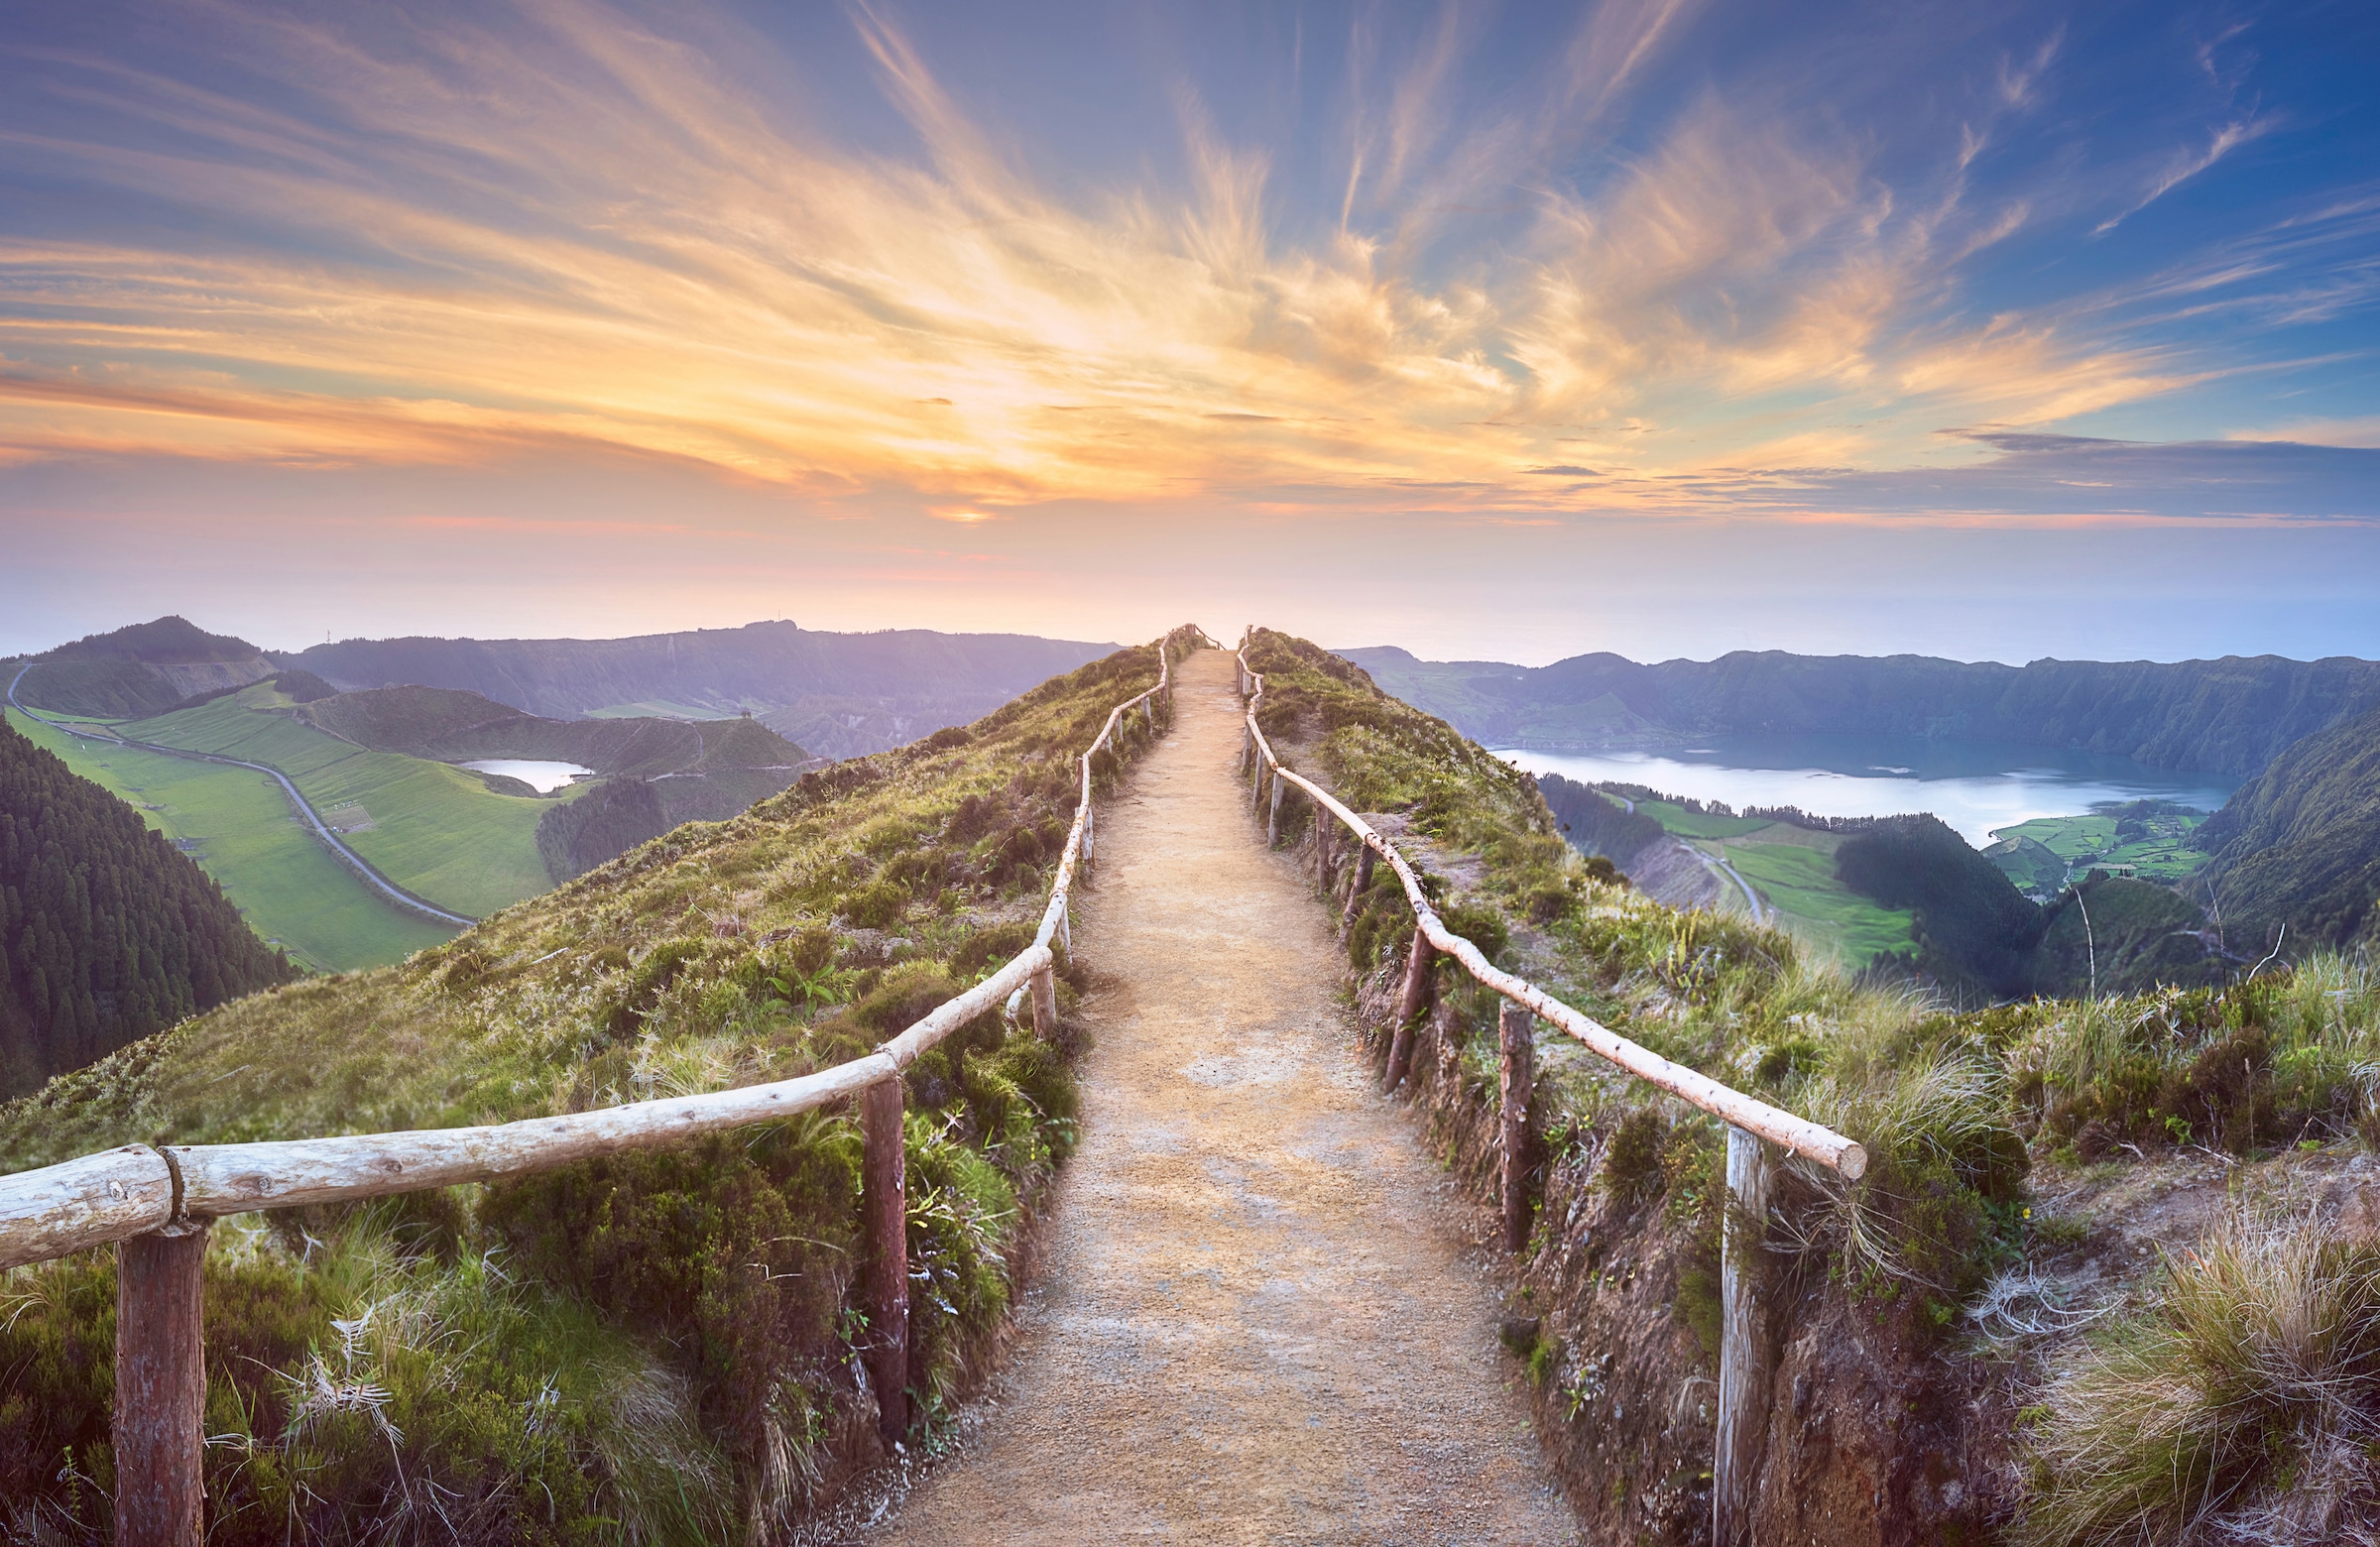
(0, 721), (294, 1095)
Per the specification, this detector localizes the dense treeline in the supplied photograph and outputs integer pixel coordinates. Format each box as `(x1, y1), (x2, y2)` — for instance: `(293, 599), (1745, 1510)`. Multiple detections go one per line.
(535, 777), (668, 883)
(0, 721), (292, 1094)
(1536, 773), (1665, 865)
(1836, 815), (2049, 996)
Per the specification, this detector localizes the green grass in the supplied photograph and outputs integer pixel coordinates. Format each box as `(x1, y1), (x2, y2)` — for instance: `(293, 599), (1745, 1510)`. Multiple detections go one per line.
(2023, 1206), (2380, 1544)
(0, 634), (1195, 1539)
(1705, 835), (1917, 966)
(5, 708), (456, 973)
(123, 685), (574, 918)
(1638, 798), (1773, 839)
(1991, 810), (2208, 885)
(1623, 800), (1918, 967)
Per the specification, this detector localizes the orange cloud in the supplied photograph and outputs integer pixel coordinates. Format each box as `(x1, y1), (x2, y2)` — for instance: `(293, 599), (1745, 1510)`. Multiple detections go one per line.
(0, 2), (2250, 520)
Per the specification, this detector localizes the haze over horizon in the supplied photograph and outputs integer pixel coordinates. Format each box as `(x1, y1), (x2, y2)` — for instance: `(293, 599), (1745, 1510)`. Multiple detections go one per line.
(5, 0), (2379, 665)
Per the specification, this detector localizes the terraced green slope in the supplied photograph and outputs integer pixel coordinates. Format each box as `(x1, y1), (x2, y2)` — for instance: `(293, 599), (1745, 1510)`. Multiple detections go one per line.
(124, 683), (572, 918)
(3, 708), (456, 971)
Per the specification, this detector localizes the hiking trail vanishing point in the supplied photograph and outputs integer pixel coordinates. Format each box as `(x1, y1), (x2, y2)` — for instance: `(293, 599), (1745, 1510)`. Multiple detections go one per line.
(875, 648), (1583, 1543)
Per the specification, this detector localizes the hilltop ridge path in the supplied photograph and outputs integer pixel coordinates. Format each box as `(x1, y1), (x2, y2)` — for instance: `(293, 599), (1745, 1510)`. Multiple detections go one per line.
(875, 648), (1581, 1544)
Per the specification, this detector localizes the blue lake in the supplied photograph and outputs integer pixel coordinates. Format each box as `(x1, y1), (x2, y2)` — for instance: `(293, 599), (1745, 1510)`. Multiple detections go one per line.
(1497, 734), (2241, 849)
(456, 758), (593, 793)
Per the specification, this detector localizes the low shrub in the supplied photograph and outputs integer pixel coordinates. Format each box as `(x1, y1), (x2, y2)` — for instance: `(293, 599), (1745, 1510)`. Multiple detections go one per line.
(2024, 1209), (2380, 1545)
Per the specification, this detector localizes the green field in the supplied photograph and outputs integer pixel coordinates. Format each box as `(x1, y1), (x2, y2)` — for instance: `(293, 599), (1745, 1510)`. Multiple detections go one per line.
(123, 684), (577, 918)
(1638, 798), (1775, 840)
(1701, 830), (1918, 966)
(1988, 806), (2207, 887)
(6, 708), (456, 973)
(1622, 800), (1917, 967)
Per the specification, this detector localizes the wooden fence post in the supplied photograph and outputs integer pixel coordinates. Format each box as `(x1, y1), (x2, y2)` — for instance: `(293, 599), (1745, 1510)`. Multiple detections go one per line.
(1499, 1003), (1535, 1254)
(115, 1222), (209, 1547)
(1313, 814), (1333, 891)
(861, 1079), (908, 1447)
(1342, 845), (1375, 930)
(1266, 774), (1285, 847)
(1030, 964), (1059, 1036)
(1714, 1125), (1774, 1547)
(1383, 929), (1435, 1091)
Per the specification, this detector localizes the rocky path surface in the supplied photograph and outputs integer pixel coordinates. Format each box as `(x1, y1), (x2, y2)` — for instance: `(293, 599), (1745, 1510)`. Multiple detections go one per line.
(874, 648), (1580, 1545)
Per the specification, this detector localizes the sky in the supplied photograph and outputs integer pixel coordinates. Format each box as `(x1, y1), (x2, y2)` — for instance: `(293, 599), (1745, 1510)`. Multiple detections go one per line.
(3, 0), (2378, 666)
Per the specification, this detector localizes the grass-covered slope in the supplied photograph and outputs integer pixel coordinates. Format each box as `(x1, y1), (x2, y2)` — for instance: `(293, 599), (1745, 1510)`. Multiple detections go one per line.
(125, 683), (566, 918)
(2197, 697), (2380, 953)
(0, 632), (1191, 1544)
(2, 709), (458, 974)
(1246, 628), (2380, 1545)
(0, 721), (295, 1096)
(15, 616), (279, 718)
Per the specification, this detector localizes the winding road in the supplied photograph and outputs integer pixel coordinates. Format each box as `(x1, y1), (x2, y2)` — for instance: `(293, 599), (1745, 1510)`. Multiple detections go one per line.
(7, 665), (476, 926)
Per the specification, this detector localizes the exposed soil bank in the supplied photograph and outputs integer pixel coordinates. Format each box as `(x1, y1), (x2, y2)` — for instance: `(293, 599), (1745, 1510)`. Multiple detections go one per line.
(873, 649), (1580, 1545)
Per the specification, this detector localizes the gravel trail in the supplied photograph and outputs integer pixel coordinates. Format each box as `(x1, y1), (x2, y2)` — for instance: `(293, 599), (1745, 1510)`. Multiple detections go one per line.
(873, 648), (1580, 1545)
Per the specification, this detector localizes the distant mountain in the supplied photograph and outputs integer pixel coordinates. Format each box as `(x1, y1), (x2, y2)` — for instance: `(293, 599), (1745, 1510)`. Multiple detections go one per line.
(2196, 700), (2380, 953)
(282, 619), (1116, 759)
(1346, 646), (2380, 777)
(11, 615), (278, 718)
(0, 719), (293, 1094)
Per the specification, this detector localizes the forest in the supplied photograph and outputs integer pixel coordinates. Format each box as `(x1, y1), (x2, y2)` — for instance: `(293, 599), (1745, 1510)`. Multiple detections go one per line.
(0, 720), (292, 1095)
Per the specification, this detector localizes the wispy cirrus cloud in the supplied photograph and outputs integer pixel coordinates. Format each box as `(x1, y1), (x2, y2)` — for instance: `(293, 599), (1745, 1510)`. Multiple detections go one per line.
(0, 0), (2363, 533)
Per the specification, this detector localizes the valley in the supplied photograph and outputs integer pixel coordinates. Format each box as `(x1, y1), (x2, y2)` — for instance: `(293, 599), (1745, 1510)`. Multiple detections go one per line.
(2, 707), (452, 975)
(123, 683), (564, 919)
(0, 615), (1127, 979)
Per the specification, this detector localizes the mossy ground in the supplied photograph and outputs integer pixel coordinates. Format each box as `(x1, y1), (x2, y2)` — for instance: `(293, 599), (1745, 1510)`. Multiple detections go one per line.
(0, 630), (1196, 1545)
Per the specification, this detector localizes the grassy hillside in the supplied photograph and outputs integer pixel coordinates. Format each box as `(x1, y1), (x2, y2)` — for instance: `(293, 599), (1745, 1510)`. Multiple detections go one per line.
(126, 683), (567, 918)
(1534, 774), (1918, 968)
(1247, 628), (2380, 1540)
(4, 708), (457, 972)
(16, 616), (279, 718)
(2197, 698), (2380, 952)
(0, 633), (1192, 1542)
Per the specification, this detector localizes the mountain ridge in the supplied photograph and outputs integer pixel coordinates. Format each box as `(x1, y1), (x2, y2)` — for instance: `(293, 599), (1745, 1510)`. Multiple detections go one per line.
(280, 618), (1117, 759)
(1345, 645), (2380, 776)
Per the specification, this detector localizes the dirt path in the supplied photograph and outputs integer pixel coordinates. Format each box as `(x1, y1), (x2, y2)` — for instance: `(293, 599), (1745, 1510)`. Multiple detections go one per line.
(874, 649), (1580, 1545)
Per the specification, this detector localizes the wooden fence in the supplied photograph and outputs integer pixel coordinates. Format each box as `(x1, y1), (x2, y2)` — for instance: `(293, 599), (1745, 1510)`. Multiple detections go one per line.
(1234, 637), (1864, 1547)
(0, 637), (1190, 1547)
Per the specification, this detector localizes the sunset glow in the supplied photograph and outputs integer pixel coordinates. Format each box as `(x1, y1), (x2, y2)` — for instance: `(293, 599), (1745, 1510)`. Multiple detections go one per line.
(3, 1), (2377, 661)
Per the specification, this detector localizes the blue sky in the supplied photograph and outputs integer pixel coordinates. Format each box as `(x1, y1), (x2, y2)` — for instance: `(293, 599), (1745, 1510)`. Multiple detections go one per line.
(1, 0), (2376, 664)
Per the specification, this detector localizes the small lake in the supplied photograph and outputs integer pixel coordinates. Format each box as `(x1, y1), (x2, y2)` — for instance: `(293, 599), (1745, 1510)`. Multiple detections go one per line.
(456, 759), (594, 793)
(1497, 733), (2240, 848)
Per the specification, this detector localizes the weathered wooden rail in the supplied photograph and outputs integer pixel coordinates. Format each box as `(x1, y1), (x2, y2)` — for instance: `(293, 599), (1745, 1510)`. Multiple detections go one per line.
(1235, 636), (1864, 1547)
(0, 635), (1189, 1547)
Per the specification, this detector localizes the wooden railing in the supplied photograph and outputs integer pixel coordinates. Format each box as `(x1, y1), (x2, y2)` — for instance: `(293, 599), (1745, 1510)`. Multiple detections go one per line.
(1234, 636), (1864, 1547)
(0, 635), (1189, 1547)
